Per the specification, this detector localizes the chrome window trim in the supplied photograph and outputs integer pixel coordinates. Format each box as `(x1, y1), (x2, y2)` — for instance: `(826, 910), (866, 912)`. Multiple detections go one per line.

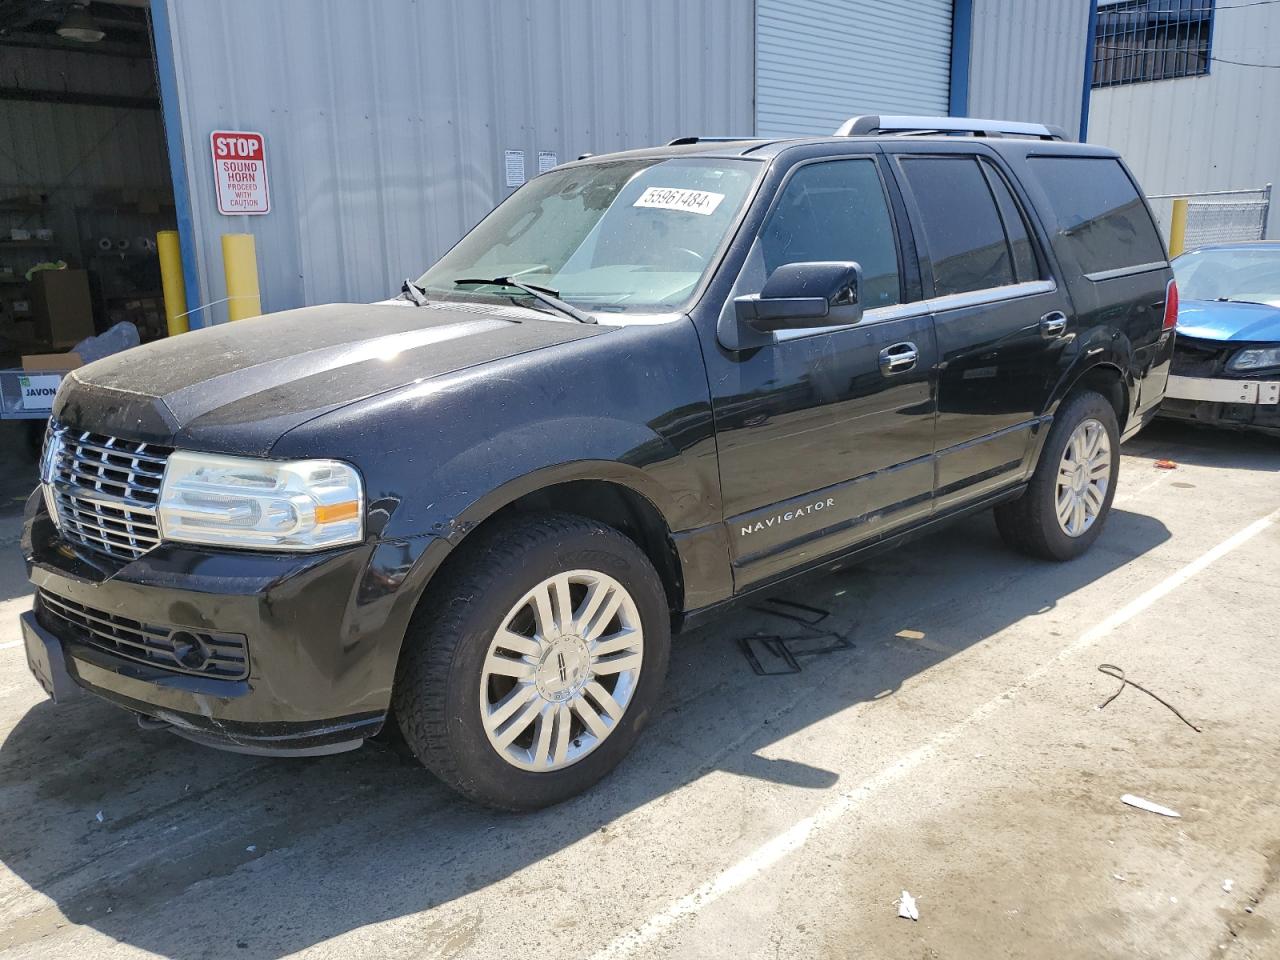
(774, 279), (1058, 342)
(1083, 261), (1168, 283)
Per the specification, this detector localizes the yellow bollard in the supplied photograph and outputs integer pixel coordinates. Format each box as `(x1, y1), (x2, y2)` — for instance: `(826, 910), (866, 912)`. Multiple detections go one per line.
(1168, 197), (1189, 257)
(221, 233), (263, 321)
(156, 230), (189, 335)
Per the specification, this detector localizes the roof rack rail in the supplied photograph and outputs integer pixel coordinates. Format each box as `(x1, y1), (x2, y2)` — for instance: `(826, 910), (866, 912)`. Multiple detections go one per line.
(833, 115), (1069, 141)
(666, 136), (754, 145)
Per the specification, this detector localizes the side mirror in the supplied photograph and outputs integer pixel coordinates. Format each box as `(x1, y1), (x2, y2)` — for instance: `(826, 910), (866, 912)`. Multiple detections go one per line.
(734, 261), (863, 332)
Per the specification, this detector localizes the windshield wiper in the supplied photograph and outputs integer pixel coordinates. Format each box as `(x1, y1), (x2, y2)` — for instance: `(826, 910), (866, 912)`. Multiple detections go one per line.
(401, 278), (430, 307)
(1217, 297), (1273, 307)
(453, 276), (596, 324)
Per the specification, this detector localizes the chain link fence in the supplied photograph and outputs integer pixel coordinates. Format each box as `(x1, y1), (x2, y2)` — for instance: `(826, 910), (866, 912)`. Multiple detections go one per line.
(1147, 186), (1273, 252)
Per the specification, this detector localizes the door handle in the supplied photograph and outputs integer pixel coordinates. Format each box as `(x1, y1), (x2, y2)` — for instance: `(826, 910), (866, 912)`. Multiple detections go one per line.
(878, 341), (918, 375)
(1039, 311), (1068, 339)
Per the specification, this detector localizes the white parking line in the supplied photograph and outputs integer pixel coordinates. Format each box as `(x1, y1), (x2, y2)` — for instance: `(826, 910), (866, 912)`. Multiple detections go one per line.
(0, 640), (21, 651)
(588, 506), (1280, 960)
(1114, 464), (1175, 505)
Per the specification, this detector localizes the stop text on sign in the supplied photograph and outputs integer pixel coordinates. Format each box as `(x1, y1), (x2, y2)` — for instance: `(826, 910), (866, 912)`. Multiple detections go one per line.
(210, 130), (270, 215)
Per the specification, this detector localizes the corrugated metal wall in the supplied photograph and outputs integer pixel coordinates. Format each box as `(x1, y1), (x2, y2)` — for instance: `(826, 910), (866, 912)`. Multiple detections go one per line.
(967, 0), (1091, 136)
(755, 0), (954, 138)
(1089, 3), (1280, 238)
(160, 0), (754, 324)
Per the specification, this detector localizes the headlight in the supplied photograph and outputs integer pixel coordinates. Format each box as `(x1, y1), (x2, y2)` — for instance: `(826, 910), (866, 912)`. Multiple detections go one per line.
(157, 451), (364, 551)
(1227, 346), (1280, 373)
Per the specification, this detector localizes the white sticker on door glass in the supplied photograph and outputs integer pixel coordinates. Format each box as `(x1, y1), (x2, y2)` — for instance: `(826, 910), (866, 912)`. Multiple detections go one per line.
(632, 186), (725, 215)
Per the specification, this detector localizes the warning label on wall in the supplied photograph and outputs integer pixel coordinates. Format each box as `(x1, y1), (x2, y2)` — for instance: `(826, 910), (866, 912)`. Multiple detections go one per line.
(210, 130), (270, 215)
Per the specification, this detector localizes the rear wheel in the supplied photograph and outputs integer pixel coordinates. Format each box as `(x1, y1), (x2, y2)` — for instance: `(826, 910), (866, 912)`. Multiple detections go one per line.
(393, 512), (670, 810)
(995, 390), (1120, 561)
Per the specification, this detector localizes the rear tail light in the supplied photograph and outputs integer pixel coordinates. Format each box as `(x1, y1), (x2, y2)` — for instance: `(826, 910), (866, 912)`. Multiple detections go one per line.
(1162, 277), (1178, 332)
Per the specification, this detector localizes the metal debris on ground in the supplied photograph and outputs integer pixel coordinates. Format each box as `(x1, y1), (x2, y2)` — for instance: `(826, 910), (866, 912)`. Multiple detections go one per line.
(897, 890), (919, 921)
(1096, 663), (1203, 732)
(1120, 794), (1182, 818)
(738, 635), (801, 675)
(1154, 459), (1178, 470)
(737, 598), (854, 676)
(94, 810), (103, 823)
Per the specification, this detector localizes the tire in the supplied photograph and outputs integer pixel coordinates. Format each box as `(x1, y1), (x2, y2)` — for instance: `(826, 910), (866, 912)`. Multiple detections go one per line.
(994, 390), (1120, 562)
(393, 512), (671, 811)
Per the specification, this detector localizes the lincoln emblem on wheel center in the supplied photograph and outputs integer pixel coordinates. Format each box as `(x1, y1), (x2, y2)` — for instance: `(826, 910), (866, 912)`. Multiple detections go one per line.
(19, 115), (1174, 810)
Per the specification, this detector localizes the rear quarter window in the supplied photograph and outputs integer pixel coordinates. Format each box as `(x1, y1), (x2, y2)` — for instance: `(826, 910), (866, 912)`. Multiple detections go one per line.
(1028, 157), (1165, 276)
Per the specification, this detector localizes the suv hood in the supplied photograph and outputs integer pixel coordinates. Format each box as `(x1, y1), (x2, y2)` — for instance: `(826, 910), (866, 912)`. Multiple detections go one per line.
(54, 301), (607, 456)
(1177, 299), (1280, 343)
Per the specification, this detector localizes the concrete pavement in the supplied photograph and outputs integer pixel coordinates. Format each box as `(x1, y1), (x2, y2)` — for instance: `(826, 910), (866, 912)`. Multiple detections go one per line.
(0, 420), (1277, 959)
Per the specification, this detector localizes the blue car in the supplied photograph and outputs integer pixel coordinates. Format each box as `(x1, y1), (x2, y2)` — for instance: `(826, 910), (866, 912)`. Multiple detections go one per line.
(1163, 241), (1280, 436)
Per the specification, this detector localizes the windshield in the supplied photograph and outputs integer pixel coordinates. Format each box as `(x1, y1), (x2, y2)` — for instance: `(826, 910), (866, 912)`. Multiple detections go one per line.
(416, 157), (761, 315)
(1173, 246), (1280, 306)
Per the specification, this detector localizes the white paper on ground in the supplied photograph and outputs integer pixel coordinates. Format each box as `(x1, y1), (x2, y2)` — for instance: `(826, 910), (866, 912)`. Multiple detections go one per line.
(897, 890), (919, 921)
(1120, 793), (1181, 818)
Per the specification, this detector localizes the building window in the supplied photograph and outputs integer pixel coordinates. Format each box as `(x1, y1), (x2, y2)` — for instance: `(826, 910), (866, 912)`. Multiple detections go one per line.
(1092, 0), (1214, 88)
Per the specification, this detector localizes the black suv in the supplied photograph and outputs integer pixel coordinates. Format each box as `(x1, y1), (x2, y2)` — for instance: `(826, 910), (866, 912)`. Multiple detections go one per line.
(21, 115), (1175, 809)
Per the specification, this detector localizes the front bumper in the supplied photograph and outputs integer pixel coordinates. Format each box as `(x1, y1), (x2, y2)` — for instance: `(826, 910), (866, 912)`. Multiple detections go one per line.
(1165, 375), (1280, 406)
(1160, 336), (1280, 435)
(1160, 373), (1280, 436)
(21, 492), (444, 755)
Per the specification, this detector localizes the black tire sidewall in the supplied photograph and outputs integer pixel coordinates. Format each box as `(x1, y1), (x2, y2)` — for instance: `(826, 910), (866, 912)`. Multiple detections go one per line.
(1032, 392), (1121, 559)
(407, 519), (670, 810)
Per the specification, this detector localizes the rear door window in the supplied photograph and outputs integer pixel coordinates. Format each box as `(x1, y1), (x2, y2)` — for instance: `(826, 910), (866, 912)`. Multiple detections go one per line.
(1028, 157), (1165, 276)
(898, 157), (1016, 297)
(981, 160), (1041, 283)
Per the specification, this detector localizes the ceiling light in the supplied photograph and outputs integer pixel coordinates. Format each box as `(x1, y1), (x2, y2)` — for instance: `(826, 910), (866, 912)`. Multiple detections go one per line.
(57, 4), (105, 43)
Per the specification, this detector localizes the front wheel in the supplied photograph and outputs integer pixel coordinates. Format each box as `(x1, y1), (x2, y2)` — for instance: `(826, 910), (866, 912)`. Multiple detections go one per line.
(393, 513), (671, 810)
(994, 390), (1120, 561)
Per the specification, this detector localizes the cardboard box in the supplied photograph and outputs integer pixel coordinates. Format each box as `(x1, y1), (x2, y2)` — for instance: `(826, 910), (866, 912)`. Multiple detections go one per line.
(22, 352), (83, 372)
(29, 269), (94, 347)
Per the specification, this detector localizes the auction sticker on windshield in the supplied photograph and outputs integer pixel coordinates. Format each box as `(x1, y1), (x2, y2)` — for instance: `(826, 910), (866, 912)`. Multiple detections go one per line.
(633, 186), (724, 215)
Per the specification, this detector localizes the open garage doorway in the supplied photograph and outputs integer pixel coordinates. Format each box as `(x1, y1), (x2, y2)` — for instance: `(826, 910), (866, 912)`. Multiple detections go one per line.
(0, 0), (177, 497)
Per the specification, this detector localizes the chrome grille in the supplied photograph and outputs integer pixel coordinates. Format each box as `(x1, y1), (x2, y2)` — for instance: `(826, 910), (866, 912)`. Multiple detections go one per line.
(37, 589), (249, 680)
(45, 424), (172, 562)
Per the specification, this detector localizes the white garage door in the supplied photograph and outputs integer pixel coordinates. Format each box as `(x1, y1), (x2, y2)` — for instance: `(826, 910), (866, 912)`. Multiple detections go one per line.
(756, 0), (954, 138)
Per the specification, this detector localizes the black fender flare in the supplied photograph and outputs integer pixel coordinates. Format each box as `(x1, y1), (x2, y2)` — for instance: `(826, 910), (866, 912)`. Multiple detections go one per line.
(1029, 349), (1132, 471)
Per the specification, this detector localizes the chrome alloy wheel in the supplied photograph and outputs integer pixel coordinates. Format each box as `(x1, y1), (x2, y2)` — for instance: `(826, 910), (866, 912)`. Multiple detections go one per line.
(1055, 417), (1112, 538)
(480, 570), (644, 772)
